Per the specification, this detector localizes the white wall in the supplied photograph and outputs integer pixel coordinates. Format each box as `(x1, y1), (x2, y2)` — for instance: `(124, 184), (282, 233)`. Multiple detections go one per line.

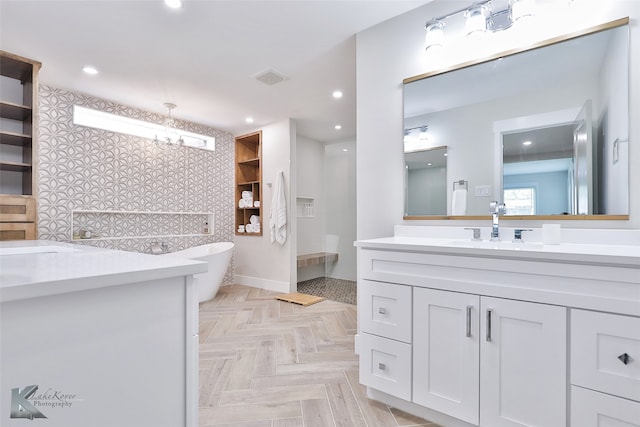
(356, 0), (639, 239)
(599, 26), (630, 214)
(325, 139), (357, 281)
(234, 119), (296, 293)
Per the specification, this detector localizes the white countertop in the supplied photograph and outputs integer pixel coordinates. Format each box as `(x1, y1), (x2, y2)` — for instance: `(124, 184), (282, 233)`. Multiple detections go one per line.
(356, 236), (640, 269)
(0, 240), (208, 302)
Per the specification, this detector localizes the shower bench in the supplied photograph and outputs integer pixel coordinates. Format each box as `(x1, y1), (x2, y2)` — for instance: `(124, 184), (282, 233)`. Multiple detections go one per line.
(297, 252), (339, 268)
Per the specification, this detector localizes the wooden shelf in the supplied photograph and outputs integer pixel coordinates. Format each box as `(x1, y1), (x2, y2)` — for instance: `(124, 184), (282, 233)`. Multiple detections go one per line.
(0, 101), (32, 121)
(1, 51), (40, 240)
(0, 131), (32, 146)
(235, 131), (262, 235)
(0, 161), (32, 172)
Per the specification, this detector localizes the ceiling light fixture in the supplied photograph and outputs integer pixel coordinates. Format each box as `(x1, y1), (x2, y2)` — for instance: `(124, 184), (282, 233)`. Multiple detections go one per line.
(155, 103), (184, 145)
(523, 140), (533, 146)
(334, 124), (342, 130)
(332, 90), (343, 99)
(82, 66), (98, 75)
(245, 117), (254, 124)
(164, 0), (182, 9)
(424, 0), (536, 50)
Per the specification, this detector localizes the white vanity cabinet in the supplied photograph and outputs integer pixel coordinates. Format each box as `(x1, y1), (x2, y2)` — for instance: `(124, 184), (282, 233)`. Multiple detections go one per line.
(412, 288), (566, 427)
(356, 235), (640, 427)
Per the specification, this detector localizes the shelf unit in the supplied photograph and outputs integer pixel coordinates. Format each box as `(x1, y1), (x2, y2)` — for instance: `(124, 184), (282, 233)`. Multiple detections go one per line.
(235, 131), (262, 235)
(0, 51), (41, 241)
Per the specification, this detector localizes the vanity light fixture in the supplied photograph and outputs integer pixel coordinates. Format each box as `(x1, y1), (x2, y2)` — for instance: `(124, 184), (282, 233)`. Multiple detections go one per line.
(465, 3), (489, 36)
(424, 0), (536, 50)
(425, 20), (445, 51)
(404, 125), (432, 152)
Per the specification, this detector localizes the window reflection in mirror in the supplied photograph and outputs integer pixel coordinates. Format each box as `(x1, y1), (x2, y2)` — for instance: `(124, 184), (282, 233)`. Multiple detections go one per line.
(403, 20), (629, 218)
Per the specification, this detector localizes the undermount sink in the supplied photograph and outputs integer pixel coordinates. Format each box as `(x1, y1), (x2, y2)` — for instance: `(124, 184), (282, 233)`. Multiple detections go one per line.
(449, 240), (545, 250)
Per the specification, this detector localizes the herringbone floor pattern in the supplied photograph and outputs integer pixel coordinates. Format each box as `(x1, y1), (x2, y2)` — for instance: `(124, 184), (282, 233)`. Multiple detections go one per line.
(198, 284), (440, 427)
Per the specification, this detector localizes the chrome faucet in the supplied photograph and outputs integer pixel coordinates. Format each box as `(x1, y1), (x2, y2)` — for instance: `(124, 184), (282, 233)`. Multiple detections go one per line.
(489, 201), (507, 241)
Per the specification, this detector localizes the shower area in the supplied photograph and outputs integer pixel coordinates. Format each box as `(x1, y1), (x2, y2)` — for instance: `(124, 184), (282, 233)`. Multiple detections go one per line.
(295, 137), (356, 305)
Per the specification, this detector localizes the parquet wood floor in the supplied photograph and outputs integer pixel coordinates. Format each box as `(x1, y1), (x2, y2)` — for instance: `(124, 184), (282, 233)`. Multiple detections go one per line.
(198, 284), (440, 427)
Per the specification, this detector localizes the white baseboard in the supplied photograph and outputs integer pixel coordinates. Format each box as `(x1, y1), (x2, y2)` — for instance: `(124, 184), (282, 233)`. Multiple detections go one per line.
(233, 275), (291, 293)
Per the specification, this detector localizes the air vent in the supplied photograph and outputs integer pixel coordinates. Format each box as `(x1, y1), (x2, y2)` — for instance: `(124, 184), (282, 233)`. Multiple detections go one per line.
(253, 68), (288, 86)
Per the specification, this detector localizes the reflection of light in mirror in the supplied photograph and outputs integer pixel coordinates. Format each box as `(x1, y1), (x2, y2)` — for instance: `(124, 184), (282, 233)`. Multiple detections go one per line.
(425, 21), (445, 51)
(523, 140), (532, 146)
(465, 4), (488, 36)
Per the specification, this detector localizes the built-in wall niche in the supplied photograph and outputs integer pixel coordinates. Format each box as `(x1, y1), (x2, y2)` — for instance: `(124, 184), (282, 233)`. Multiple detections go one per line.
(296, 197), (315, 218)
(70, 210), (214, 241)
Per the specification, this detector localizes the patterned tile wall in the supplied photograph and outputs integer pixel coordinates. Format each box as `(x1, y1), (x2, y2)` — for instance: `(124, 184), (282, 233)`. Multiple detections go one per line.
(37, 85), (235, 283)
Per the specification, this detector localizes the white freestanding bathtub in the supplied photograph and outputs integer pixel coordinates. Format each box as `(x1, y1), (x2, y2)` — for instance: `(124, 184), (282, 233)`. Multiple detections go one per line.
(161, 242), (233, 302)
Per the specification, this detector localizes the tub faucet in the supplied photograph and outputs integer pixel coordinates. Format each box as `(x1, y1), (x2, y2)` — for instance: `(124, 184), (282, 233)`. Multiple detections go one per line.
(489, 201), (507, 241)
(161, 242), (169, 253)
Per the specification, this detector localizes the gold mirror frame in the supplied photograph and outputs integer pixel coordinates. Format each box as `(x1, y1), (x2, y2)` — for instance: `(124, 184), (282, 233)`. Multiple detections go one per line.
(403, 17), (629, 221)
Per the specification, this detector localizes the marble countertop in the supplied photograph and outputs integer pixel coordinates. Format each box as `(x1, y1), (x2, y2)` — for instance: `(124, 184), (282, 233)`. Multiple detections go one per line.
(356, 236), (640, 269)
(0, 240), (208, 302)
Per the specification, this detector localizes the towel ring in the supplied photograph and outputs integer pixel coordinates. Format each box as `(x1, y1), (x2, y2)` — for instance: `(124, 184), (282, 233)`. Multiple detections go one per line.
(453, 180), (468, 191)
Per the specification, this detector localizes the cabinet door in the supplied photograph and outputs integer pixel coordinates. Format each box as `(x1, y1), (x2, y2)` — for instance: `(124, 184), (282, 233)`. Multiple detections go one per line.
(413, 288), (480, 425)
(571, 386), (640, 427)
(480, 297), (567, 427)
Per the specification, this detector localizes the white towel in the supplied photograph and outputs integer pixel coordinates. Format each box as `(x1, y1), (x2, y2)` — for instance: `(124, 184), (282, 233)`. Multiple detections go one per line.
(253, 200), (260, 208)
(269, 170), (287, 245)
(250, 215), (260, 225)
(452, 189), (467, 215)
(242, 191), (253, 201)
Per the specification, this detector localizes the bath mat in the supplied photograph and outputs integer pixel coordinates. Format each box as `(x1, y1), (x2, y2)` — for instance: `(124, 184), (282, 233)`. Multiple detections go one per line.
(275, 292), (324, 306)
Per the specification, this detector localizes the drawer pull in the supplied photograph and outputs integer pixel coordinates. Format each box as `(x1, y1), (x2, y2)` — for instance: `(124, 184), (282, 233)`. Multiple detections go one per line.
(378, 362), (386, 371)
(466, 305), (472, 337)
(378, 307), (386, 315)
(618, 353), (631, 365)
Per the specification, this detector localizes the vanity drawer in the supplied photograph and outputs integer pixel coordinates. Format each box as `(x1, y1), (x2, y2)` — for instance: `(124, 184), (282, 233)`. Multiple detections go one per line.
(360, 279), (412, 343)
(571, 386), (640, 427)
(359, 332), (411, 401)
(571, 309), (640, 402)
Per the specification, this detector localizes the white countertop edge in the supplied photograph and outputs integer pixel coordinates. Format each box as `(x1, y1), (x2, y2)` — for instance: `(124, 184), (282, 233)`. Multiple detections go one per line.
(355, 237), (640, 269)
(0, 241), (208, 303)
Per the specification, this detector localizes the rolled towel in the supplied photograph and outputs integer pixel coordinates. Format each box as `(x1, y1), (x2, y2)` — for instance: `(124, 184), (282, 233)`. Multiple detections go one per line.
(452, 189), (467, 215)
(239, 199), (246, 208)
(242, 191), (253, 201)
(237, 225), (245, 233)
(253, 200), (260, 208)
(250, 215), (260, 225)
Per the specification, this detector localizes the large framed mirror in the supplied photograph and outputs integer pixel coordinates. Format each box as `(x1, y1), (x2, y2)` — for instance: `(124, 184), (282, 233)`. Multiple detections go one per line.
(403, 18), (629, 219)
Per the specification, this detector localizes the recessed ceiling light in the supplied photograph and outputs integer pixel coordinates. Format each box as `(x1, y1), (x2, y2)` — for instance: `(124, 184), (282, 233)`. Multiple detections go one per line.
(82, 66), (98, 75)
(342, 148), (348, 152)
(245, 117), (254, 124)
(443, 153), (448, 157)
(334, 124), (342, 130)
(332, 90), (343, 99)
(164, 0), (182, 9)
(427, 162), (433, 166)
(523, 140), (533, 146)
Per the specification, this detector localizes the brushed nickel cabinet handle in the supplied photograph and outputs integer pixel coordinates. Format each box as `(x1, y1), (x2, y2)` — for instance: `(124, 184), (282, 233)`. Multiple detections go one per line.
(378, 362), (386, 371)
(486, 309), (493, 342)
(466, 305), (473, 337)
(378, 307), (386, 315)
(618, 353), (631, 365)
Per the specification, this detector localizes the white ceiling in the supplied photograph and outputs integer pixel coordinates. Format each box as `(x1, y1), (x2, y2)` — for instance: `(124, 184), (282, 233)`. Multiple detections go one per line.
(0, 0), (430, 142)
